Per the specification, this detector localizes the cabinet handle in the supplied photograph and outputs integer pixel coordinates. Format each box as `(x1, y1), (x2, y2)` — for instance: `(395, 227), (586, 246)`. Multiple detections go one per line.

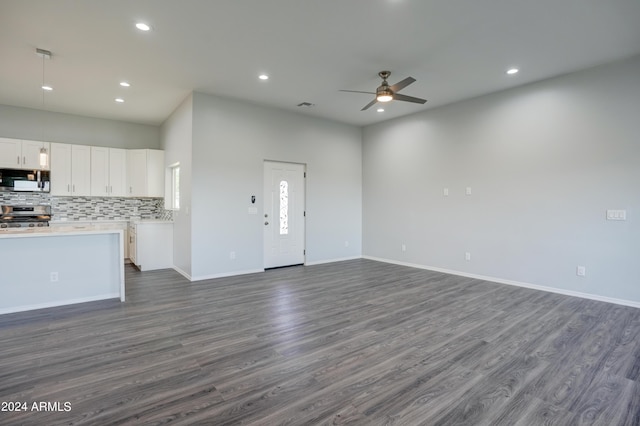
(17, 156), (20, 165)
(129, 186), (132, 194)
(73, 184), (75, 192)
(67, 184), (70, 192)
(110, 186), (113, 193)
(23, 156), (26, 165)
(106, 185), (109, 193)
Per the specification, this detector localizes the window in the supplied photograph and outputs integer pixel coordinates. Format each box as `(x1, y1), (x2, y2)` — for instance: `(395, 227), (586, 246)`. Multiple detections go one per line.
(279, 180), (288, 235)
(170, 164), (180, 210)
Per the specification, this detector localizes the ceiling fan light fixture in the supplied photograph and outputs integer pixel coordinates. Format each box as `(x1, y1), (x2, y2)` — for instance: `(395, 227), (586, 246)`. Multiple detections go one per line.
(135, 22), (151, 31)
(376, 89), (393, 103)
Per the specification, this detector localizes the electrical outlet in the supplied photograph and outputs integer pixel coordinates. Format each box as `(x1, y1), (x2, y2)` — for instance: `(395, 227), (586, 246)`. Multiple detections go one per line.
(443, 188), (449, 196)
(576, 266), (586, 277)
(401, 244), (406, 252)
(465, 187), (472, 196)
(465, 252), (471, 261)
(50, 272), (59, 282)
(230, 251), (236, 260)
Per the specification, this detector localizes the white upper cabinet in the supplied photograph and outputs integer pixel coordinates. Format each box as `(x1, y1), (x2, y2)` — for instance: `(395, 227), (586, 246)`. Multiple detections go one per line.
(21, 140), (50, 170)
(0, 138), (22, 168)
(90, 147), (127, 197)
(0, 138), (50, 170)
(71, 145), (91, 196)
(109, 148), (127, 197)
(126, 149), (164, 198)
(3, 137), (163, 198)
(50, 143), (91, 196)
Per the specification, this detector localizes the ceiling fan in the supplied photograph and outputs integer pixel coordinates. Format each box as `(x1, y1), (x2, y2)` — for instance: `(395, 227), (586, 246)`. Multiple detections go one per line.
(340, 71), (427, 111)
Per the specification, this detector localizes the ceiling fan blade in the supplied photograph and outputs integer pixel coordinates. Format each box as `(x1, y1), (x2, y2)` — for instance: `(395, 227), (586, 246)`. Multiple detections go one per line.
(339, 89), (376, 95)
(361, 98), (378, 111)
(393, 93), (427, 104)
(389, 77), (416, 92)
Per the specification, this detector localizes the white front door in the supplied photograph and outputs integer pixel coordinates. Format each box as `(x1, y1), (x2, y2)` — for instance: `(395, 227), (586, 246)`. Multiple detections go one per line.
(263, 161), (305, 269)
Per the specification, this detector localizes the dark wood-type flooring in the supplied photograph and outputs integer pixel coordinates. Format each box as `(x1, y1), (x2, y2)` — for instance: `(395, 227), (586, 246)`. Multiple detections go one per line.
(1, 259), (640, 425)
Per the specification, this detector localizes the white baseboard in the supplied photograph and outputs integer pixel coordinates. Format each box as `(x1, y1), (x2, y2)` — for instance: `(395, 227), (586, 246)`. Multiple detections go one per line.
(189, 268), (265, 282)
(172, 265), (192, 281)
(0, 293), (121, 316)
(362, 255), (640, 309)
(305, 256), (363, 266)
(180, 256), (363, 281)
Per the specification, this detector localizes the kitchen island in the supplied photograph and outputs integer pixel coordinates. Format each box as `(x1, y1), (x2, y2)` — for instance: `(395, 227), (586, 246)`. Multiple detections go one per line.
(0, 227), (125, 315)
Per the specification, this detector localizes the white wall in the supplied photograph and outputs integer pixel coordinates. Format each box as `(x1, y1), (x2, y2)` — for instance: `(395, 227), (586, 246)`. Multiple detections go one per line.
(363, 55), (640, 304)
(160, 94), (193, 277)
(0, 104), (160, 149)
(190, 93), (362, 279)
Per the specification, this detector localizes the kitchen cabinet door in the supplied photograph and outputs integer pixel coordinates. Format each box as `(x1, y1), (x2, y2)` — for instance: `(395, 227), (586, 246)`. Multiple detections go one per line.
(146, 149), (164, 197)
(71, 145), (91, 196)
(90, 146), (110, 196)
(21, 140), (50, 170)
(50, 143), (72, 196)
(109, 148), (127, 196)
(0, 138), (22, 168)
(126, 149), (147, 197)
(131, 222), (173, 271)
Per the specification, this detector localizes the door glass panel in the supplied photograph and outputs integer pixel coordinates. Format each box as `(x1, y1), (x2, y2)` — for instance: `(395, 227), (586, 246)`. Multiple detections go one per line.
(279, 180), (288, 235)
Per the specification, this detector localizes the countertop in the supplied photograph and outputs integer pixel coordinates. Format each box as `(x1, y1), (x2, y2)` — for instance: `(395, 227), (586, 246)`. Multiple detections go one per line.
(50, 219), (173, 225)
(0, 226), (124, 239)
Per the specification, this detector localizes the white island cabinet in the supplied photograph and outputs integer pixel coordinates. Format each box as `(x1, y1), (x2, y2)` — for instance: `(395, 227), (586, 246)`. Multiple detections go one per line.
(129, 220), (173, 271)
(0, 228), (125, 315)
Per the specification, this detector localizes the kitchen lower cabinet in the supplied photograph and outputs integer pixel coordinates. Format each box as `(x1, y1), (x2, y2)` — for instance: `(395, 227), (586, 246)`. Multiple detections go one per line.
(129, 221), (173, 271)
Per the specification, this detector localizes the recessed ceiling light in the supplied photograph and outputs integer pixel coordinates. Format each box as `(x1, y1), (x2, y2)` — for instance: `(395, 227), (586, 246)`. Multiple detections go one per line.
(135, 22), (151, 31)
(120, 81), (130, 87)
(258, 74), (269, 80)
(115, 98), (124, 103)
(377, 108), (385, 112)
(506, 68), (519, 75)
(41, 85), (53, 91)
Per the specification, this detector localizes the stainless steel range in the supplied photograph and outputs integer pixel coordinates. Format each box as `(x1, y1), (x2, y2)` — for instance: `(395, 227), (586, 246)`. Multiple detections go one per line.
(0, 205), (52, 229)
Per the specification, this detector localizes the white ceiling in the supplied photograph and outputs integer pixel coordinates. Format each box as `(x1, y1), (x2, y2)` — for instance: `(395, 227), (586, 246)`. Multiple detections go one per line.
(2, 0), (640, 127)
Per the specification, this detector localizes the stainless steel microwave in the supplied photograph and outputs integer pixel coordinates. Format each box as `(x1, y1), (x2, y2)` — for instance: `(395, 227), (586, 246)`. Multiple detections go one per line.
(0, 168), (50, 192)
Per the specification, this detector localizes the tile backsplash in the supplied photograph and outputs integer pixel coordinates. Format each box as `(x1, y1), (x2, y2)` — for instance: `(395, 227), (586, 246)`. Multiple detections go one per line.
(0, 192), (172, 221)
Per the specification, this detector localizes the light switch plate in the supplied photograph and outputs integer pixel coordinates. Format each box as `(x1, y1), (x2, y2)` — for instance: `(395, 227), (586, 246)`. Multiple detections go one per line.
(606, 210), (626, 221)
(465, 187), (472, 196)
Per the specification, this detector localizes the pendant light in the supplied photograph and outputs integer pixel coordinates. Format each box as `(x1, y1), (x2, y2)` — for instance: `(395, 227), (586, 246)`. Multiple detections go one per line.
(36, 47), (51, 168)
